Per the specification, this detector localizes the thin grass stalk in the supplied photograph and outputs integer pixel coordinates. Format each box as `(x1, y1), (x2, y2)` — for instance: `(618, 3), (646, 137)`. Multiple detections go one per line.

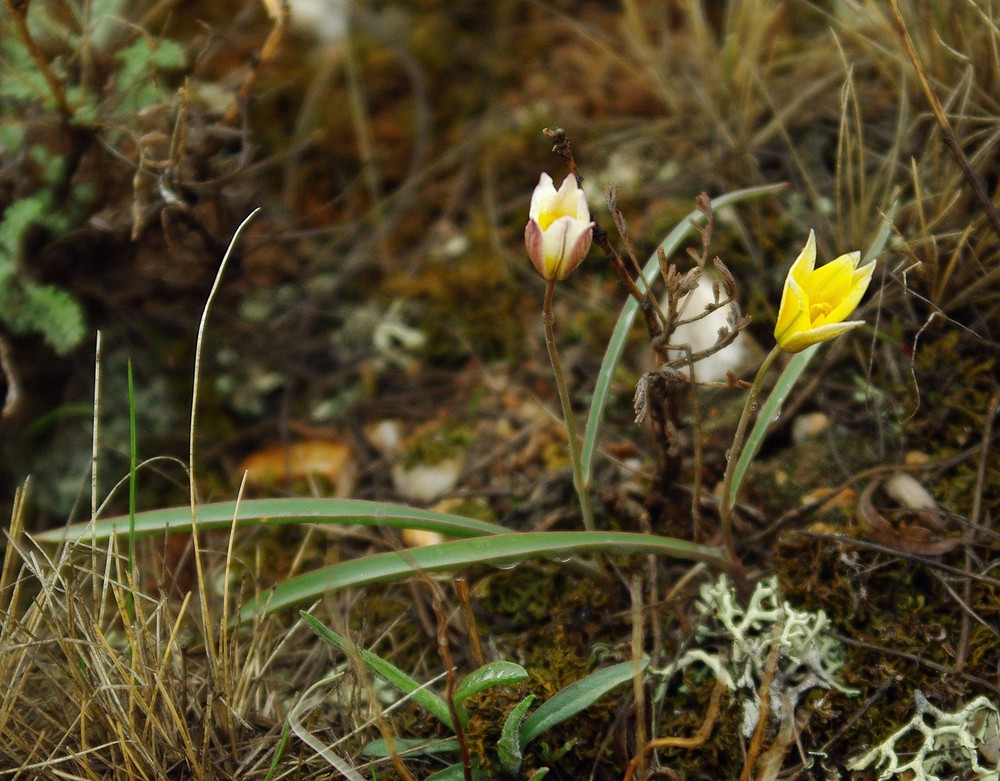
(287, 673), (368, 781)
(142, 591), (193, 747)
(126, 358), (137, 622)
(630, 575), (648, 780)
(0, 480), (27, 617)
(90, 330), (101, 611)
(217, 472), (249, 745)
(188, 208), (260, 676)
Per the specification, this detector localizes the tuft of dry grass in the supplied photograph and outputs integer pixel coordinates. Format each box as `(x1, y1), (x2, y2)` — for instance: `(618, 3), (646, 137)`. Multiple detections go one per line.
(0, 482), (351, 780)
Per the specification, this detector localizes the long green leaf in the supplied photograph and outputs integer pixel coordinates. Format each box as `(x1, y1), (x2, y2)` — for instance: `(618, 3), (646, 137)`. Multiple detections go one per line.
(301, 611), (455, 729)
(581, 183), (787, 486)
(727, 199), (899, 506)
(32, 497), (508, 544)
(726, 343), (819, 509)
(519, 658), (648, 744)
(240, 532), (729, 623)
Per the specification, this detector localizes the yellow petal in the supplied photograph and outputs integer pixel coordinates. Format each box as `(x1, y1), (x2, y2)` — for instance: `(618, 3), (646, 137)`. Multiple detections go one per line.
(778, 319), (866, 353)
(773, 232), (873, 353)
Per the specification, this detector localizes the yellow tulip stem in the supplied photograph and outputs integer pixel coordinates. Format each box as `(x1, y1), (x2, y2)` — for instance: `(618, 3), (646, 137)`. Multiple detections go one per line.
(542, 279), (596, 532)
(719, 344), (782, 566)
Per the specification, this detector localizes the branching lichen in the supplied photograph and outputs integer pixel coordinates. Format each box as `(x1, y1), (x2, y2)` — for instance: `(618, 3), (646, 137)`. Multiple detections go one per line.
(847, 691), (1000, 780)
(654, 575), (856, 737)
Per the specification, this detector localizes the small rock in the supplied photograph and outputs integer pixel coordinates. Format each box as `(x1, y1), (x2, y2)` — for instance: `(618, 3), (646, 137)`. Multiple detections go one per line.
(884, 472), (937, 511)
(392, 458), (463, 502)
(401, 528), (446, 548)
(792, 412), (830, 443)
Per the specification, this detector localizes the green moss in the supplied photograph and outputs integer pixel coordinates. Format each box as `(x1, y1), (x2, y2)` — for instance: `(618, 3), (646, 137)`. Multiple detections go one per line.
(401, 421), (475, 468)
(772, 530), (1000, 759)
(651, 671), (743, 777)
(473, 562), (631, 775)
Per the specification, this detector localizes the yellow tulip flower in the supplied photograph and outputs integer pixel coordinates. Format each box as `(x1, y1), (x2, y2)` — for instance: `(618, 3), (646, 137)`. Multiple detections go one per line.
(524, 173), (594, 281)
(774, 230), (875, 353)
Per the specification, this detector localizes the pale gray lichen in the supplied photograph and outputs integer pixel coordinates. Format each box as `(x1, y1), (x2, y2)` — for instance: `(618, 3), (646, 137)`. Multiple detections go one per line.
(846, 691), (1000, 780)
(653, 575), (856, 737)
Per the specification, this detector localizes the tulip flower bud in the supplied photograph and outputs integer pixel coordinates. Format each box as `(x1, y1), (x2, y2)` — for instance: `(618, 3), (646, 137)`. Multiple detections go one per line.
(774, 230), (875, 353)
(524, 173), (594, 281)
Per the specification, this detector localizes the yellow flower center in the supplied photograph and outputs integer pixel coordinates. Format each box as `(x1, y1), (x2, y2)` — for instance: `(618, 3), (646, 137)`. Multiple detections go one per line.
(537, 208), (560, 231)
(809, 300), (833, 322)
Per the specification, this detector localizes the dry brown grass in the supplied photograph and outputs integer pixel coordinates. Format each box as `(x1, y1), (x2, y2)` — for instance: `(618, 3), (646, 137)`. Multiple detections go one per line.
(0, 483), (350, 780)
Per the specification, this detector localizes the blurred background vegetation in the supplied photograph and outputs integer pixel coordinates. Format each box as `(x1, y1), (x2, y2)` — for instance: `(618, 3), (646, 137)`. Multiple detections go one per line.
(0, 1), (998, 777)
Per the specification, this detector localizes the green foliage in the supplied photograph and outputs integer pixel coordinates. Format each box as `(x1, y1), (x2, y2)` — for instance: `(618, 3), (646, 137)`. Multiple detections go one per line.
(112, 35), (186, 116)
(0, 5), (189, 354)
(34, 499), (729, 623)
(582, 184), (786, 488)
(0, 193), (86, 354)
(496, 694), (534, 771)
(0, 280), (86, 355)
(304, 612), (644, 779)
(0, 38), (51, 105)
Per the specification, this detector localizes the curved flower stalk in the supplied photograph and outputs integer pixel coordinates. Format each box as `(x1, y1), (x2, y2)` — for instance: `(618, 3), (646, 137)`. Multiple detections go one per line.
(524, 173), (594, 280)
(525, 172), (596, 531)
(720, 230), (875, 566)
(773, 229), (875, 353)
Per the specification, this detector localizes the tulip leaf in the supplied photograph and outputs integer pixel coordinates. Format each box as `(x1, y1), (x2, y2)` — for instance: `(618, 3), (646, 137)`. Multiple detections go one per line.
(497, 694), (535, 772)
(362, 737), (460, 758)
(454, 661), (529, 706)
(31, 497), (508, 545)
(425, 764), (471, 781)
(241, 532), (729, 623)
(519, 658), (647, 744)
(300, 611), (455, 730)
(581, 183), (787, 487)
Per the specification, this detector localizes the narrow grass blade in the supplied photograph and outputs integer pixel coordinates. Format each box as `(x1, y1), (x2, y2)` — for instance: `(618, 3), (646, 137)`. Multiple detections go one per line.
(581, 183), (787, 486)
(301, 611), (455, 729)
(239, 532), (729, 622)
(32, 497), (508, 544)
(727, 199), (899, 507)
(126, 358), (137, 582)
(519, 658), (648, 744)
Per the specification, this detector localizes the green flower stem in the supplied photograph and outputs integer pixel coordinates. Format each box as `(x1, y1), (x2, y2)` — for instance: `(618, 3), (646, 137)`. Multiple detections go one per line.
(542, 279), (595, 532)
(719, 344), (783, 565)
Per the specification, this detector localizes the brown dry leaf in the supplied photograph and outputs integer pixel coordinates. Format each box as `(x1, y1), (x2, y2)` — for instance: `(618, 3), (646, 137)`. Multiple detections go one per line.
(857, 477), (966, 555)
(237, 438), (357, 496)
(800, 486), (857, 512)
